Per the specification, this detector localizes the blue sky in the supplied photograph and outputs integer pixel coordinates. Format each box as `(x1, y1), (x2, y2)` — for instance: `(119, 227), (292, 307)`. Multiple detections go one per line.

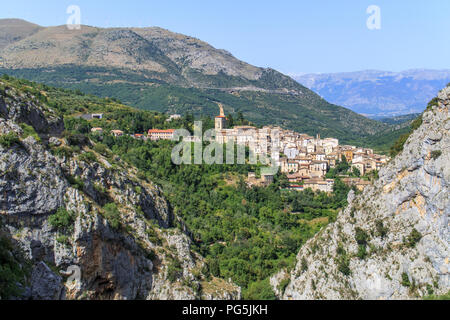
(1, 0), (449, 74)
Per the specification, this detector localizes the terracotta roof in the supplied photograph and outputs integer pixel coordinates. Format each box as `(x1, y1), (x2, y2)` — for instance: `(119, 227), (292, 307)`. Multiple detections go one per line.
(148, 129), (176, 133)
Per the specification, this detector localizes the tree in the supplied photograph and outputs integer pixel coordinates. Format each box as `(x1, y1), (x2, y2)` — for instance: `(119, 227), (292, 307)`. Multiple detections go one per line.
(405, 228), (422, 248)
(355, 227), (369, 245)
(207, 258), (221, 277)
(0, 233), (27, 299)
(64, 117), (91, 134)
(227, 114), (234, 128)
(375, 220), (388, 238)
(0, 132), (20, 148)
(103, 203), (121, 229)
(352, 167), (361, 177)
(244, 279), (276, 300)
(237, 111), (244, 123)
(48, 207), (75, 233)
(332, 178), (350, 207)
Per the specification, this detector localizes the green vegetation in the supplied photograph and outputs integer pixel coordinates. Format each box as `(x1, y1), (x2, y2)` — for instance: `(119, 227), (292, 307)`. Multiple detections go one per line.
(206, 257), (220, 278)
(354, 226), (370, 260)
(278, 277), (290, 294)
(356, 245), (367, 260)
(48, 208), (75, 246)
(167, 255), (184, 283)
(19, 123), (41, 143)
(378, 114), (421, 126)
(65, 132), (90, 147)
(401, 272), (411, 287)
(48, 207), (75, 234)
(0, 75), (358, 299)
(325, 157), (350, 178)
(336, 244), (351, 276)
(244, 279), (277, 300)
(51, 146), (74, 158)
(423, 290), (450, 300)
(337, 255), (351, 276)
(386, 94), (443, 158)
(56, 235), (70, 245)
(426, 97), (439, 111)
(0, 231), (29, 299)
(66, 175), (85, 191)
(79, 151), (97, 163)
(89, 124), (351, 298)
(103, 203), (121, 230)
(0, 132), (20, 148)
(426, 284), (434, 296)
(93, 143), (111, 157)
(1, 66), (390, 146)
(352, 167), (361, 177)
(389, 115), (423, 157)
(357, 125), (412, 155)
(404, 228), (422, 248)
(355, 228), (369, 246)
(375, 220), (388, 239)
(431, 150), (442, 160)
(390, 133), (411, 158)
(300, 257), (308, 273)
(145, 225), (162, 246)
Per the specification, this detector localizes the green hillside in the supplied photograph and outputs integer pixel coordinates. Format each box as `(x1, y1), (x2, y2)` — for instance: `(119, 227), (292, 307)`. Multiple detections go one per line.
(1, 75), (359, 299)
(0, 65), (388, 145)
(0, 19), (393, 145)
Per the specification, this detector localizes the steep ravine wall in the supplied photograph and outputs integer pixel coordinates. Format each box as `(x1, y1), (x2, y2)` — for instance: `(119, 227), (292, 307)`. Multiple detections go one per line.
(0, 82), (240, 300)
(273, 86), (449, 300)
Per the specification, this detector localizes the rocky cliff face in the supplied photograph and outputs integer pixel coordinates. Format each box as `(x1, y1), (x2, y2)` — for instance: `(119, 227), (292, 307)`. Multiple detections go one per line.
(0, 81), (240, 300)
(273, 86), (449, 300)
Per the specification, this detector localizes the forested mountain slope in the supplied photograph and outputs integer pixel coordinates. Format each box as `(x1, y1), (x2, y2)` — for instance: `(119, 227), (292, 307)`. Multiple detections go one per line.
(0, 76), (359, 299)
(0, 77), (241, 300)
(0, 19), (387, 144)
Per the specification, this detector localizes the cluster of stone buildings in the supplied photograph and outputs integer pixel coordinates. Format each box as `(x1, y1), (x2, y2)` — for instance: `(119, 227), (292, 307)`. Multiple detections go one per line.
(147, 129), (176, 141)
(278, 135), (388, 192)
(213, 107), (389, 192)
(86, 108), (388, 193)
(90, 127), (176, 141)
(214, 106), (275, 158)
(84, 113), (178, 141)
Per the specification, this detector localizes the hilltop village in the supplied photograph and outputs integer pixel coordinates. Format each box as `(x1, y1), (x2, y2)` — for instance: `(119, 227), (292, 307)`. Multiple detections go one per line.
(86, 105), (389, 193)
(212, 105), (389, 192)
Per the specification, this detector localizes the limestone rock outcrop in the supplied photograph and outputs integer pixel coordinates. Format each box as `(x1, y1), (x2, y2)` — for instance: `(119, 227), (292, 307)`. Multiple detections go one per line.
(0, 80), (240, 300)
(273, 86), (449, 300)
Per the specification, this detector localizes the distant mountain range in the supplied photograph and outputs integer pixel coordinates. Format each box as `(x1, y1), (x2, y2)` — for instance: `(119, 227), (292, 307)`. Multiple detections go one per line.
(0, 19), (388, 144)
(294, 70), (450, 118)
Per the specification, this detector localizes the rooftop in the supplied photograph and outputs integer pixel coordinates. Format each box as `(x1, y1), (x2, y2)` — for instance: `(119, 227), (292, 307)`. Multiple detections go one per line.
(148, 129), (176, 133)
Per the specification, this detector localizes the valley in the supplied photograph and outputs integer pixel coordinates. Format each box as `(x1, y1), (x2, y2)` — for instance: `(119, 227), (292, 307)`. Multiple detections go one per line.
(0, 12), (448, 302)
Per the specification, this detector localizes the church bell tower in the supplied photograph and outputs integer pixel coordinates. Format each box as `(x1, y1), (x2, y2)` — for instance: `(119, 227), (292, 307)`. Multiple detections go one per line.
(215, 103), (227, 131)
